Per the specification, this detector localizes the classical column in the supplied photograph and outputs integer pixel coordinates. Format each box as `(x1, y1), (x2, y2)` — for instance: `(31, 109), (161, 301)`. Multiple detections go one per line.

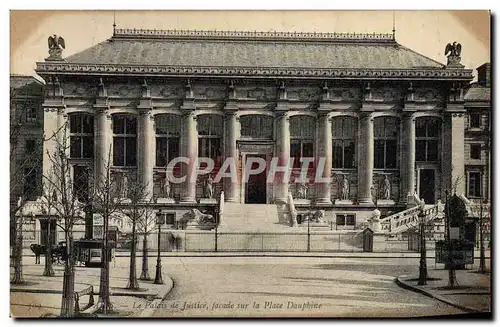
(401, 114), (416, 204)
(442, 112), (466, 195)
(94, 108), (112, 185)
(358, 113), (374, 205)
(224, 112), (240, 202)
(316, 114), (332, 204)
(137, 110), (155, 199)
(275, 112), (290, 203)
(42, 105), (66, 186)
(180, 111), (198, 203)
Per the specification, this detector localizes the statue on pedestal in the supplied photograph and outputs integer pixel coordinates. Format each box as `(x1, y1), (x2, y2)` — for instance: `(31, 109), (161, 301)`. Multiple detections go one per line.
(121, 174), (129, 199)
(380, 175), (391, 200)
(312, 210), (325, 223)
(162, 173), (172, 199)
(204, 175), (214, 199)
(297, 181), (308, 199)
(339, 175), (350, 200)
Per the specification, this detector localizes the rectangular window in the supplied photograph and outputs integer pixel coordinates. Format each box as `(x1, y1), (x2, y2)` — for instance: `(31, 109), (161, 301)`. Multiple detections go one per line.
(113, 138), (125, 166)
(26, 107), (37, 122)
(25, 139), (36, 154)
(156, 138), (180, 167)
(469, 114), (481, 128)
(336, 214), (356, 227)
(23, 167), (38, 200)
(374, 140), (385, 169)
(427, 140), (439, 161)
(467, 171), (482, 198)
(470, 144), (481, 160)
(73, 165), (89, 202)
(165, 213), (176, 225)
(385, 140), (397, 168)
(416, 140), (426, 161)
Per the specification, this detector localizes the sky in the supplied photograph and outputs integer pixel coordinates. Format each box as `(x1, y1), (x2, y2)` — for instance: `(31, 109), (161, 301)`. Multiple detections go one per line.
(10, 10), (490, 80)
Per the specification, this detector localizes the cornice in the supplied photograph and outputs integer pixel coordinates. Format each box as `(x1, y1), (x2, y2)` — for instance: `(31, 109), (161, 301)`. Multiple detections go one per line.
(112, 28), (396, 43)
(35, 63), (474, 81)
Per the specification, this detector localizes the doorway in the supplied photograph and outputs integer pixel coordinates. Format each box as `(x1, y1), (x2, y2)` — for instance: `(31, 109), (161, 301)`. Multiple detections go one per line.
(245, 155), (267, 204)
(419, 169), (436, 204)
(40, 219), (57, 246)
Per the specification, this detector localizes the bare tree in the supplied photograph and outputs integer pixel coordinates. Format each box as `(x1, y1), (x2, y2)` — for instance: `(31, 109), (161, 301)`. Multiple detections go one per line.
(41, 124), (86, 317)
(90, 149), (126, 314)
(10, 85), (44, 285)
(120, 171), (154, 290)
(138, 203), (157, 281)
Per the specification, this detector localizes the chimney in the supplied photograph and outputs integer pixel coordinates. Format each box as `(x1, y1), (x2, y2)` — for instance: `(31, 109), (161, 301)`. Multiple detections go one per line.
(477, 63), (491, 87)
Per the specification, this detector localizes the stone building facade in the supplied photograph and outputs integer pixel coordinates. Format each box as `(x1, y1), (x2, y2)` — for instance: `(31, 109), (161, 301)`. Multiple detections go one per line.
(32, 29), (489, 233)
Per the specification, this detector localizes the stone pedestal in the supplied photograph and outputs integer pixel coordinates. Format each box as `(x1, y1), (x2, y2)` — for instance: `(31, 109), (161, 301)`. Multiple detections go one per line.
(377, 199), (395, 206)
(199, 198), (217, 204)
(157, 198), (175, 204)
(336, 199), (353, 205)
(294, 199), (311, 205)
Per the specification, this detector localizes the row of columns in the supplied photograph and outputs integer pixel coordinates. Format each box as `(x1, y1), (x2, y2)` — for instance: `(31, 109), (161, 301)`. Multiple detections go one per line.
(90, 107), (463, 205)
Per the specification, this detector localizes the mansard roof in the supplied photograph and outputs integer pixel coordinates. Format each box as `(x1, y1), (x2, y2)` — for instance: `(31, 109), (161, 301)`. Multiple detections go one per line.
(464, 83), (490, 102)
(66, 29), (445, 69)
(35, 29), (474, 81)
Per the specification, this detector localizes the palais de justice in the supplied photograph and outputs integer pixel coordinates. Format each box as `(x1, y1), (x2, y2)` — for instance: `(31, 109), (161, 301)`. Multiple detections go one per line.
(29, 28), (490, 239)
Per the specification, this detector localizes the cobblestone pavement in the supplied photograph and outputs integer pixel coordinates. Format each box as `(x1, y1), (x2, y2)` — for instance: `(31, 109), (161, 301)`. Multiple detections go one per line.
(151, 256), (478, 318)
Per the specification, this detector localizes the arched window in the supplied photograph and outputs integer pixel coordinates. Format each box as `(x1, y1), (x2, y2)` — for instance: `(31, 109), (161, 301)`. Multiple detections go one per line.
(197, 115), (223, 164)
(112, 114), (137, 166)
(332, 116), (357, 169)
(290, 116), (315, 168)
(69, 113), (94, 159)
(416, 117), (440, 162)
(155, 114), (180, 167)
(374, 117), (398, 169)
(240, 115), (273, 139)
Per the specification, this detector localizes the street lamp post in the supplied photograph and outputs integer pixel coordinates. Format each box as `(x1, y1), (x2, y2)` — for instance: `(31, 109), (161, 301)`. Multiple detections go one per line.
(214, 208), (218, 252)
(154, 210), (164, 285)
(417, 204), (428, 285)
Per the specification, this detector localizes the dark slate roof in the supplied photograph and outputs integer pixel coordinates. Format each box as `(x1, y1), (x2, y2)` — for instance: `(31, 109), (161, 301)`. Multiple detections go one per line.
(465, 84), (490, 102)
(64, 29), (444, 70)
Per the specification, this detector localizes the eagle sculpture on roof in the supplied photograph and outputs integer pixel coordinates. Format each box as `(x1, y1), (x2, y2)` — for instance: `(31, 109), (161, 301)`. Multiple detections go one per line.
(45, 34), (65, 61)
(445, 41), (461, 57)
(48, 34), (65, 50)
(444, 41), (462, 66)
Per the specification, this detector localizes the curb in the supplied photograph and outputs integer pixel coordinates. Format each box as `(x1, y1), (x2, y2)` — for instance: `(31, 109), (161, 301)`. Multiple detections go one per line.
(137, 276), (174, 317)
(395, 275), (482, 314)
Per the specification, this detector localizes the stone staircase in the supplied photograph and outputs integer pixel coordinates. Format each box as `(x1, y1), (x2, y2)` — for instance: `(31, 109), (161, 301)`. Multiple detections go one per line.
(219, 203), (290, 232)
(379, 202), (445, 236)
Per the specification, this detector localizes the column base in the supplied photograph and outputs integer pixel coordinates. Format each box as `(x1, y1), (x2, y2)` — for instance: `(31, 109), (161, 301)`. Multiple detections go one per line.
(315, 198), (332, 205)
(274, 197), (288, 204)
(179, 198), (197, 204)
(358, 198), (375, 207)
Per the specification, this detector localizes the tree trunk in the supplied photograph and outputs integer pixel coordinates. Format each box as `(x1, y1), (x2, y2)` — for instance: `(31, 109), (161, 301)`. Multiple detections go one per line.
(139, 233), (150, 281)
(11, 222), (24, 285)
(98, 211), (113, 314)
(43, 225), (55, 277)
(126, 219), (139, 290)
(60, 230), (75, 317)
